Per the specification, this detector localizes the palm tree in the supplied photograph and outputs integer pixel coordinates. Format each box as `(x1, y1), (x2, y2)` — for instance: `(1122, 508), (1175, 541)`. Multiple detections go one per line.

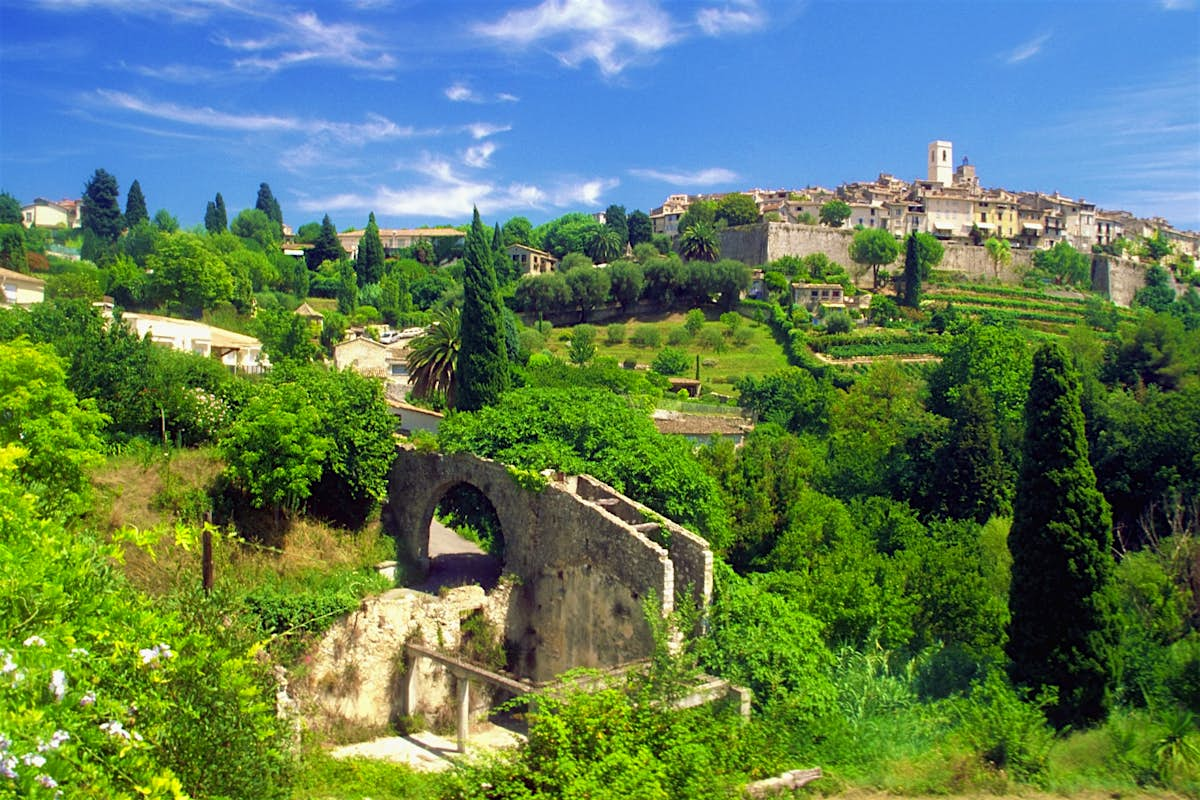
(985, 237), (1012, 279)
(678, 222), (719, 262)
(587, 227), (622, 263)
(407, 307), (461, 409)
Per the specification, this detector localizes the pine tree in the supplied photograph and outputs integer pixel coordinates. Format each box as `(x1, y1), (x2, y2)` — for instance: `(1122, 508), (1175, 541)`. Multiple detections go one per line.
(1007, 342), (1115, 730)
(124, 179), (148, 228)
(81, 168), (123, 263)
(902, 232), (922, 308)
(455, 207), (509, 412)
(356, 212), (385, 285)
(307, 214), (345, 272)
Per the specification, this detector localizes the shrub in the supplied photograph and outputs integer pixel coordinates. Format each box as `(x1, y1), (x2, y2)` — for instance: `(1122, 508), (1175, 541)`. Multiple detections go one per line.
(667, 325), (691, 346)
(630, 325), (661, 348)
(684, 308), (706, 336)
(947, 672), (1054, 782)
(824, 310), (852, 334)
(622, 358), (638, 369)
(732, 326), (753, 347)
(605, 323), (626, 345)
(651, 347), (690, 376)
(698, 327), (725, 352)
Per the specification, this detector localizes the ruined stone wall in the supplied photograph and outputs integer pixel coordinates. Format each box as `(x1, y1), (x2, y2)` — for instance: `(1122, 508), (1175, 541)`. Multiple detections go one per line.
(386, 450), (711, 683)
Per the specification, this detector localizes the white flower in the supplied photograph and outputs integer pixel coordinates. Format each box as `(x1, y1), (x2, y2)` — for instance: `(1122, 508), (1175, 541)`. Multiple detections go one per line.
(0, 651), (15, 674)
(48, 669), (67, 702)
(21, 752), (45, 768)
(100, 720), (131, 740)
(37, 731), (69, 753)
(0, 754), (16, 779)
(79, 691), (96, 707)
(69, 648), (88, 658)
(36, 773), (57, 789)
(22, 636), (46, 648)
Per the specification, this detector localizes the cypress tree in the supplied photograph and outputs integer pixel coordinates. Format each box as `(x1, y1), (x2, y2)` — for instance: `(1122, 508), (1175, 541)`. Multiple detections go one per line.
(356, 212), (385, 285)
(491, 221), (512, 284)
(255, 182), (283, 232)
(214, 193), (228, 231)
(456, 207), (509, 412)
(604, 203), (628, 248)
(81, 168), (123, 263)
(902, 232), (922, 308)
(1007, 342), (1115, 730)
(204, 201), (219, 234)
(124, 179), (148, 228)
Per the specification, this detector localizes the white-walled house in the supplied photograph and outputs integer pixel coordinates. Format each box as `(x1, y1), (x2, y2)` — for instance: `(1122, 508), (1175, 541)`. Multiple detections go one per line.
(1, 267), (45, 307)
(101, 307), (269, 373)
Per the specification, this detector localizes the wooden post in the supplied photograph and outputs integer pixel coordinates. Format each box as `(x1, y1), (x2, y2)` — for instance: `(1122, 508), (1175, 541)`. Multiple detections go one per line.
(201, 513), (213, 596)
(457, 676), (470, 753)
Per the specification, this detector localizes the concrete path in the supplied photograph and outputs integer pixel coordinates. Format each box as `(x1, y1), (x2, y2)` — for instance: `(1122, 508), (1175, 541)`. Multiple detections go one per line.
(329, 723), (526, 771)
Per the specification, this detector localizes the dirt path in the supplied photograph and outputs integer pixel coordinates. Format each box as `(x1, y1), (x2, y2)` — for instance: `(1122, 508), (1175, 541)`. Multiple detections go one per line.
(418, 518), (502, 593)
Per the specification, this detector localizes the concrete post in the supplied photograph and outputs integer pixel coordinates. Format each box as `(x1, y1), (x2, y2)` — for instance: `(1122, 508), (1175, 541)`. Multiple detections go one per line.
(457, 676), (470, 753)
(404, 655), (420, 717)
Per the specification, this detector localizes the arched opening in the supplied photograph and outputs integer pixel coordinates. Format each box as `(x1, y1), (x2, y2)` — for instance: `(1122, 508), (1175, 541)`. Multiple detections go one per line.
(421, 482), (504, 592)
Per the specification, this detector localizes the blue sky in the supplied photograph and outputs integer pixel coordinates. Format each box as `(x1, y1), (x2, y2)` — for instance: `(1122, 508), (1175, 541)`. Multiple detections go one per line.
(1, 0), (1198, 232)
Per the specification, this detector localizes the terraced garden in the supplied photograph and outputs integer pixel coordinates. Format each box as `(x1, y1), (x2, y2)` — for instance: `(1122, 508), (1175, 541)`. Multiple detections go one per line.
(923, 282), (1137, 335)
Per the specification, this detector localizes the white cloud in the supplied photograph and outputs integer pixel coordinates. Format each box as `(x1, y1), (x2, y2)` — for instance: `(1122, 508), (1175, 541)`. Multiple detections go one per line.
(122, 61), (223, 84)
(475, 0), (678, 76)
(445, 82), (481, 102)
(1161, 0), (1195, 9)
(498, 92), (521, 103)
(464, 122), (512, 140)
(1004, 32), (1051, 65)
(463, 141), (497, 168)
(629, 166), (738, 186)
(696, 1), (765, 36)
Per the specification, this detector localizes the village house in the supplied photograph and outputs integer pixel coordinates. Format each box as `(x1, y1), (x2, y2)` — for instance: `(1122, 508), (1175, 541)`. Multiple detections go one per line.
(21, 198), (82, 229)
(506, 243), (558, 276)
(333, 327), (424, 401)
(99, 306), (268, 373)
(0, 267), (45, 307)
(336, 228), (464, 260)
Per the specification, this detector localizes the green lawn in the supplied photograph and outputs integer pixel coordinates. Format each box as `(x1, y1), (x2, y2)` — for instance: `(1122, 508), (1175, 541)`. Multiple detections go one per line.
(539, 309), (790, 396)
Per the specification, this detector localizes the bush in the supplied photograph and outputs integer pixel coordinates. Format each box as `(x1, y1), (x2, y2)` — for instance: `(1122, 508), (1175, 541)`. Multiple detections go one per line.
(947, 672), (1054, 782)
(605, 323), (626, 345)
(667, 325), (691, 346)
(824, 310), (852, 334)
(698, 327), (725, 352)
(630, 325), (661, 348)
(651, 346), (690, 376)
(685, 308), (706, 336)
(732, 326), (753, 347)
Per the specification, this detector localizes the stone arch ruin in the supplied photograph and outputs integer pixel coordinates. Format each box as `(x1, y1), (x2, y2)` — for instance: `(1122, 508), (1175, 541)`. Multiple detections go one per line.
(386, 449), (713, 683)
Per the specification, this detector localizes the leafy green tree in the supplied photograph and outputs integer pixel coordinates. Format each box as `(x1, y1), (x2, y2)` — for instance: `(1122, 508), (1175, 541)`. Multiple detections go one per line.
(567, 324), (597, 365)
(734, 368), (833, 435)
(501, 215), (533, 247)
(603, 203), (628, 248)
(456, 208), (509, 412)
(356, 212), (385, 286)
(515, 272), (571, 315)
(1134, 263), (1177, 313)
(152, 208), (179, 233)
(565, 263), (611, 322)
(627, 209), (653, 246)
(537, 212), (603, 258)
(714, 193), (759, 227)
(684, 307), (706, 337)
(124, 178), (148, 228)
(901, 232), (922, 308)
(642, 253), (684, 307)
(712, 258), (750, 310)
(231, 208), (280, 250)
(914, 231), (944, 279)
(678, 221), (719, 262)
(1008, 343), (1115, 730)
(408, 307), (461, 407)
(0, 224), (27, 273)
(1142, 230), (1173, 261)
(1033, 241), (1091, 287)
(81, 168), (123, 262)
(254, 307), (322, 364)
(307, 214), (345, 271)
(930, 382), (1009, 523)
(0, 338), (107, 516)
(819, 199), (851, 228)
(0, 191), (21, 224)
(607, 259), (644, 312)
(849, 227), (901, 289)
(335, 259), (357, 314)
(651, 346), (689, 376)
(675, 199), (716, 236)
(255, 181), (283, 231)
(146, 232), (234, 315)
(439, 387), (731, 546)
(985, 236), (1012, 279)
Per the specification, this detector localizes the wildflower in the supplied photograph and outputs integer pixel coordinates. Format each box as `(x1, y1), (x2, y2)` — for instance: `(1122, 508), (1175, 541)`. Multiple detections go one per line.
(100, 720), (131, 740)
(48, 669), (67, 702)
(139, 643), (175, 666)
(21, 753), (45, 768)
(79, 691), (96, 707)
(36, 773), (58, 789)
(0, 651), (15, 674)
(22, 636), (46, 648)
(69, 648), (88, 658)
(1, 754), (16, 779)
(37, 731), (69, 753)
(0, 733), (9, 752)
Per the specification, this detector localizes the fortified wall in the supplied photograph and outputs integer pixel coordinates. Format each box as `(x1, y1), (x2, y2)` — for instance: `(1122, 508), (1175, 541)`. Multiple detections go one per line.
(720, 222), (1034, 285)
(386, 450), (713, 684)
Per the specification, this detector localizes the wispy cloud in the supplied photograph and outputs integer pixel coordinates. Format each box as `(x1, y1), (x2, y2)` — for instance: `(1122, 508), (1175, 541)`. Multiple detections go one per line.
(1004, 32), (1051, 65)
(475, 0), (679, 77)
(463, 141), (497, 168)
(696, 1), (765, 36)
(300, 157), (616, 219)
(1161, 0), (1195, 9)
(445, 82), (520, 104)
(629, 166), (738, 186)
(463, 122), (511, 140)
(121, 61), (223, 84)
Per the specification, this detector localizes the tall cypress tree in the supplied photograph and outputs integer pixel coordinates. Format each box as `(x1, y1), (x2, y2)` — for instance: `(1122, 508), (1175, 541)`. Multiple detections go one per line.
(1007, 342), (1115, 730)
(204, 201), (220, 234)
(124, 179), (148, 228)
(456, 207), (509, 412)
(255, 182), (283, 232)
(307, 214), (345, 272)
(901, 232), (922, 308)
(81, 168), (123, 263)
(214, 193), (228, 231)
(356, 212), (385, 285)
